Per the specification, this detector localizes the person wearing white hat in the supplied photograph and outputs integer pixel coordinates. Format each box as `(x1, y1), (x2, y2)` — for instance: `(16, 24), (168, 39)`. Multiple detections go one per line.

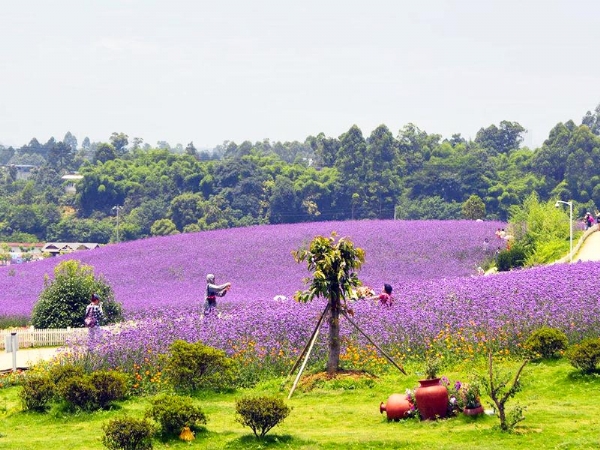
(204, 274), (231, 316)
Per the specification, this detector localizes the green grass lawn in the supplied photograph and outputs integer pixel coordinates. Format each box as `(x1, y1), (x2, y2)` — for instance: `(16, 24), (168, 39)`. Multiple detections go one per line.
(1, 358), (599, 449)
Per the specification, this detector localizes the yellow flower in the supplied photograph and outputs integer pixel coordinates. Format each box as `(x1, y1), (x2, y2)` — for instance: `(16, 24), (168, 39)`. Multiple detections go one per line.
(179, 426), (195, 442)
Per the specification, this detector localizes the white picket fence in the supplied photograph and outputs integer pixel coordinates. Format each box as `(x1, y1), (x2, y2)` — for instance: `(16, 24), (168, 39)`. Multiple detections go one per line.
(0, 327), (87, 349)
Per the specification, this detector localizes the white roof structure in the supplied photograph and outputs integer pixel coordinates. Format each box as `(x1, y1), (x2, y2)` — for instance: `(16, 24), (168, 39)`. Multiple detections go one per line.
(41, 242), (100, 254)
(61, 174), (84, 181)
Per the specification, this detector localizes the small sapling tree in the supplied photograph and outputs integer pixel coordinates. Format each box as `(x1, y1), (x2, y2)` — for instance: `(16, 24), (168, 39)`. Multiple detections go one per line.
(293, 232), (365, 375)
(480, 351), (528, 432)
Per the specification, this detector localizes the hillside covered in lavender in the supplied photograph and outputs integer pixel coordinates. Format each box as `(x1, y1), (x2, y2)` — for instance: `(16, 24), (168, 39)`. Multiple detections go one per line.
(1, 220), (502, 317)
(4, 219), (600, 379)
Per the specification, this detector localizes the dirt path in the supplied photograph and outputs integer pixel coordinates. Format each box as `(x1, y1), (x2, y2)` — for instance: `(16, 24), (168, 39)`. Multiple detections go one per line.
(574, 230), (600, 262)
(0, 347), (61, 372)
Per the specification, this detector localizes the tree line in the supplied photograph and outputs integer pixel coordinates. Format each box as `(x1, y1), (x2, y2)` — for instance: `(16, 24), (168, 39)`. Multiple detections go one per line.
(0, 103), (599, 244)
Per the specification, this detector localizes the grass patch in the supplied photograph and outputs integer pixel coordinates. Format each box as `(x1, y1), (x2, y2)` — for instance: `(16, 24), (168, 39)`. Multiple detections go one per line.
(1, 358), (600, 448)
(0, 315), (29, 329)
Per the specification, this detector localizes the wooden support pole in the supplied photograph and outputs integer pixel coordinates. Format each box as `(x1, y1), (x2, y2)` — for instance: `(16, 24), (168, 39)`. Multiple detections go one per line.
(341, 310), (407, 375)
(287, 317), (323, 399)
(280, 304), (330, 391)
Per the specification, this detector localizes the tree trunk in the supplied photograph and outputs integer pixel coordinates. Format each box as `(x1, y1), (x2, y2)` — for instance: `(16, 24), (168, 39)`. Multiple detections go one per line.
(327, 296), (340, 375)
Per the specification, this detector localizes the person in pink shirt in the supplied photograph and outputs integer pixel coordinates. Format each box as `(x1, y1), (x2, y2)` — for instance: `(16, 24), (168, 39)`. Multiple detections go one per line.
(368, 283), (394, 306)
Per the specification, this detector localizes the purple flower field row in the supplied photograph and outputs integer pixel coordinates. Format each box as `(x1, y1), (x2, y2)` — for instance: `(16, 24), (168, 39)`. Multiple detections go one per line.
(0, 220), (502, 317)
(71, 259), (600, 381)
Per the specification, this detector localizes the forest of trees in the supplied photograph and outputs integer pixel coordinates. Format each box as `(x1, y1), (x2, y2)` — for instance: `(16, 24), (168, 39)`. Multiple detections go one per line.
(1, 103), (599, 244)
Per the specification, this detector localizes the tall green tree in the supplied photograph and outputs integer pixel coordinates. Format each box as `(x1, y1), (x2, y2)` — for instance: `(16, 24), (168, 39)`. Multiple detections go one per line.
(63, 131), (78, 152)
(169, 192), (204, 231)
(582, 102), (600, 135)
(268, 175), (302, 223)
(307, 132), (340, 168)
(475, 121), (525, 154)
(363, 124), (402, 218)
(0, 145), (15, 165)
(462, 194), (486, 219)
(397, 123), (440, 173)
(335, 125), (368, 219)
(293, 233), (365, 375)
(531, 121), (576, 185)
(94, 143), (117, 164)
(110, 132), (129, 154)
(47, 141), (74, 170)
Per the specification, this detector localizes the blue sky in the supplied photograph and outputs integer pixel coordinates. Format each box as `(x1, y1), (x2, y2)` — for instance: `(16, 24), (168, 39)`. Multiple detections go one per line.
(1, 0), (598, 150)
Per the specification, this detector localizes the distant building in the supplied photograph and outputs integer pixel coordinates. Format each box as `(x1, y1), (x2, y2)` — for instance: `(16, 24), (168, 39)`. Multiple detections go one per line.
(61, 174), (84, 194)
(14, 165), (37, 180)
(0, 164), (38, 180)
(41, 242), (100, 257)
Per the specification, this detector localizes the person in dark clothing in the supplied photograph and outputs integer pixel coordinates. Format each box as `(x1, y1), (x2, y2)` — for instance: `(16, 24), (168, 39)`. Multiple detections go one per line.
(85, 293), (104, 342)
(204, 274), (231, 316)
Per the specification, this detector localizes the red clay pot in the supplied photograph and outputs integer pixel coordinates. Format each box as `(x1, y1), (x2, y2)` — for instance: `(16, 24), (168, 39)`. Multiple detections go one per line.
(379, 393), (413, 421)
(463, 405), (484, 416)
(414, 378), (448, 420)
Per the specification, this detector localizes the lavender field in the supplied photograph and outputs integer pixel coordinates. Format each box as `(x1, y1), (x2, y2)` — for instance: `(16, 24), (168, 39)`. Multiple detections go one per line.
(4, 219), (600, 382)
(0, 220), (501, 317)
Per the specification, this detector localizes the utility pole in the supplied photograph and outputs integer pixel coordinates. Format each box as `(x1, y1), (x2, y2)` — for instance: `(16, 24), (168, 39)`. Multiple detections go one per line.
(112, 205), (123, 242)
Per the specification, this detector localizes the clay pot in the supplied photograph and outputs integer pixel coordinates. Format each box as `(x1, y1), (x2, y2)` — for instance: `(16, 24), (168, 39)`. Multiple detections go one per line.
(379, 393), (413, 421)
(463, 405), (484, 416)
(414, 378), (448, 420)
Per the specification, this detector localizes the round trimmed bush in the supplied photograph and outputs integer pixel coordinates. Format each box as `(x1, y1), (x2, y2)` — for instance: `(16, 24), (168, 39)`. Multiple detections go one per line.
(524, 326), (568, 359)
(566, 337), (600, 373)
(90, 371), (129, 409)
(145, 394), (207, 436)
(102, 416), (155, 450)
(56, 375), (98, 411)
(235, 396), (290, 439)
(164, 340), (237, 392)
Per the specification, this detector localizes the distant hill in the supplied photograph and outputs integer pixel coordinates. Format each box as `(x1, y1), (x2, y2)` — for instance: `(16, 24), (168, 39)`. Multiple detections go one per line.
(0, 220), (503, 318)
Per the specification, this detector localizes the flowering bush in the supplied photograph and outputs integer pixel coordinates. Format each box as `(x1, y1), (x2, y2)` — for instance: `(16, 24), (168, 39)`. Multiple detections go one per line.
(423, 354), (444, 380)
(403, 388), (419, 418)
(443, 378), (482, 412)
(459, 382), (482, 409)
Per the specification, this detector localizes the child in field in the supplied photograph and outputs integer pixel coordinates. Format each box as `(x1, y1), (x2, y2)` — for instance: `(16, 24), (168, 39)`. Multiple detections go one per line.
(368, 283), (394, 306)
(84, 293), (103, 343)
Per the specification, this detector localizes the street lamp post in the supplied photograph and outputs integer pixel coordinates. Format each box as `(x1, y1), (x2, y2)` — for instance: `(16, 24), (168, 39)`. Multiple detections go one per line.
(555, 200), (573, 262)
(112, 205), (123, 243)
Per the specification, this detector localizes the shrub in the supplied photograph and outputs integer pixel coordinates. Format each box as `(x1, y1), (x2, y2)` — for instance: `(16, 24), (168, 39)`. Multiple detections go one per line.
(20, 375), (55, 411)
(90, 371), (129, 409)
(55, 370), (128, 411)
(164, 340), (237, 392)
(235, 396), (290, 439)
(56, 375), (98, 411)
(48, 363), (85, 386)
(102, 417), (155, 450)
(31, 260), (123, 329)
(496, 245), (527, 272)
(566, 338), (600, 373)
(524, 326), (568, 359)
(145, 394), (207, 436)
